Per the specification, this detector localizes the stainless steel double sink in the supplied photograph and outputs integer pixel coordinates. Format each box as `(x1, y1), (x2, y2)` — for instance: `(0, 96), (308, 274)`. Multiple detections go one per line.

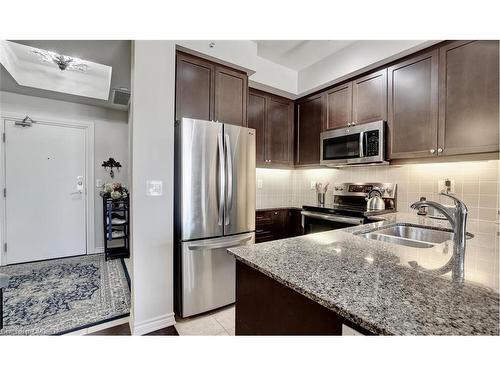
(356, 224), (473, 248)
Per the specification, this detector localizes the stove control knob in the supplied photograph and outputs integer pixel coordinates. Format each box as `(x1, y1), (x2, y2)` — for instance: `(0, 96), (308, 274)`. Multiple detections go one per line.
(379, 187), (386, 194)
(386, 187), (393, 195)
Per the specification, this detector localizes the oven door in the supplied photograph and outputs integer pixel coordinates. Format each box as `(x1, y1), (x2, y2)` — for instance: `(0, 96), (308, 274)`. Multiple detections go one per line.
(301, 211), (364, 234)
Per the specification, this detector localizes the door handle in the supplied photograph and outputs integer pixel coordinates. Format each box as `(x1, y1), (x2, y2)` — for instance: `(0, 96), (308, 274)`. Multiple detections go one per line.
(217, 132), (225, 226)
(359, 131), (364, 158)
(224, 133), (233, 226)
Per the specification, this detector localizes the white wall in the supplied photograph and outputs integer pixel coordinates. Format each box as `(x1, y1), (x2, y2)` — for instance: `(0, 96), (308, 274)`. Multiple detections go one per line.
(129, 41), (176, 335)
(0, 90), (129, 251)
(298, 40), (435, 94)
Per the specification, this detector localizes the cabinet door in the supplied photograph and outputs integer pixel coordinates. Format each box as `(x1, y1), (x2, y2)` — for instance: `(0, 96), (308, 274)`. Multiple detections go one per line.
(215, 66), (248, 126)
(388, 50), (439, 159)
(296, 93), (325, 166)
(352, 69), (387, 125)
(326, 83), (352, 130)
(438, 40), (499, 156)
(266, 97), (293, 166)
(175, 53), (214, 121)
(248, 91), (267, 166)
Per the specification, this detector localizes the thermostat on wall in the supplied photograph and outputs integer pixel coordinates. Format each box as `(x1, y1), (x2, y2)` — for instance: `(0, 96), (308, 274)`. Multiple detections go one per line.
(146, 180), (163, 196)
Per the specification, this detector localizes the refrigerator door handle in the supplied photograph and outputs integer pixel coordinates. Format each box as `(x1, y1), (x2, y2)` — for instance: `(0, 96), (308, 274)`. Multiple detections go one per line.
(224, 133), (233, 225)
(217, 132), (225, 226)
(187, 234), (254, 251)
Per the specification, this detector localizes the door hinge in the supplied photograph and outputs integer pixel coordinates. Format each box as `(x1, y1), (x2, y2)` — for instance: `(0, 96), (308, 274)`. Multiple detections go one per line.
(3, 188), (5, 198)
(2, 133), (5, 143)
(3, 243), (6, 253)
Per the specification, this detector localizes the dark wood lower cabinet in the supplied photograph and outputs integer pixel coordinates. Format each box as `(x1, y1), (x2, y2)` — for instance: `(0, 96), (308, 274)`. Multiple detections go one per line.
(255, 208), (303, 243)
(235, 261), (371, 335)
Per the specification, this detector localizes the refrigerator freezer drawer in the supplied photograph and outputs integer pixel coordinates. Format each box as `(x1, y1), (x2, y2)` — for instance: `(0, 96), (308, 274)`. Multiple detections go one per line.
(181, 232), (255, 318)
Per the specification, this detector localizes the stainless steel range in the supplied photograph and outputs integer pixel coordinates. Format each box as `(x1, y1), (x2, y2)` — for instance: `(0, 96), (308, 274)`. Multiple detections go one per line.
(301, 183), (397, 234)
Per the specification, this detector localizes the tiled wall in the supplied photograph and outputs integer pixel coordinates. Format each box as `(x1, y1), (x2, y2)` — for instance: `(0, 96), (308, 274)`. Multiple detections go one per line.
(256, 159), (500, 223)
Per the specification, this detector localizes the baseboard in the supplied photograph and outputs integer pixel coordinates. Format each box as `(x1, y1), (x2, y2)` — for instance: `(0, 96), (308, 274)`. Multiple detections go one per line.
(131, 312), (176, 336)
(89, 247), (104, 255)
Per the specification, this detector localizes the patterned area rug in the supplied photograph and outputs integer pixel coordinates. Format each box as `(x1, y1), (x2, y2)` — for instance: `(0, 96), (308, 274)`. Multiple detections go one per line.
(0, 254), (130, 335)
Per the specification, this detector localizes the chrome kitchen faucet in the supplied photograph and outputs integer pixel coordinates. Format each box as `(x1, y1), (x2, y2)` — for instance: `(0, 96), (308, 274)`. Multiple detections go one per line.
(410, 192), (468, 283)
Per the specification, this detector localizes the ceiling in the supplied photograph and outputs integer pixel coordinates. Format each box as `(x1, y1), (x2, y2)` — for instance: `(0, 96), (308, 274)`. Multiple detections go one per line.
(0, 40), (131, 111)
(255, 40), (355, 71)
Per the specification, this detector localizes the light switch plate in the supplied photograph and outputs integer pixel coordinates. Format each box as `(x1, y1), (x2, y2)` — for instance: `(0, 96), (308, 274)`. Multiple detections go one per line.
(146, 180), (163, 196)
(438, 179), (455, 194)
(310, 181), (316, 190)
(257, 179), (263, 189)
(96, 178), (102, 188)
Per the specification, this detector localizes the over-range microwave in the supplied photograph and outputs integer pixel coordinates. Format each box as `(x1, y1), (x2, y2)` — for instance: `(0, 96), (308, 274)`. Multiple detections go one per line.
(320, 120), (387, 167)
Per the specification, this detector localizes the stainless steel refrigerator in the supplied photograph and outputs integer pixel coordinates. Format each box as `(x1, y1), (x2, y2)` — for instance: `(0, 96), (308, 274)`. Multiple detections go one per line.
(174, 118), (256, 318)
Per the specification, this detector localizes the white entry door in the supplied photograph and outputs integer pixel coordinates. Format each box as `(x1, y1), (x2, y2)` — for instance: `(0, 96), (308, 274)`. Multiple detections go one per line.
(4, 119), (87, 264)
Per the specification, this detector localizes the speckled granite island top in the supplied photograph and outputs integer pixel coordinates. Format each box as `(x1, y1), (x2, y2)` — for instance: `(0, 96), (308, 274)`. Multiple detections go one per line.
(228, 213), (500, 335)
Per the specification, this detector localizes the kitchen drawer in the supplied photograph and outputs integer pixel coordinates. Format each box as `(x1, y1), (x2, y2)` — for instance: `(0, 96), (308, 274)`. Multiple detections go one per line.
(255, 209), (296, 243)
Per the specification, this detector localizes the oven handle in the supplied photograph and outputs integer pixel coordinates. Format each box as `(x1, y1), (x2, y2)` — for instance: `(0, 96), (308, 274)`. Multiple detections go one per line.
(301, 211), (364, 225)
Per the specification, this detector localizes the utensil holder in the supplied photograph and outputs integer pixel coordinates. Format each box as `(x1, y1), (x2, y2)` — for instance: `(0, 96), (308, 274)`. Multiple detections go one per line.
(317, 192), (325, 206)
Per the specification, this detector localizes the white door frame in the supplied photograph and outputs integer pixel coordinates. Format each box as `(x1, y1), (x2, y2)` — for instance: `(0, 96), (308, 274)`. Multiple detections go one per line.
(0, 111), (95, 266)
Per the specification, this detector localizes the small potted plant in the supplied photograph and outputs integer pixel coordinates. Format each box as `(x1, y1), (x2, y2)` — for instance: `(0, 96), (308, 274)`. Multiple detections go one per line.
(100, 182), (129, 206)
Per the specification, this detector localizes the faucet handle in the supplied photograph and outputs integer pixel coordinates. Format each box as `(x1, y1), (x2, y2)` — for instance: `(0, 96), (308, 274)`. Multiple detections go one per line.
(440, 192), (468, 211)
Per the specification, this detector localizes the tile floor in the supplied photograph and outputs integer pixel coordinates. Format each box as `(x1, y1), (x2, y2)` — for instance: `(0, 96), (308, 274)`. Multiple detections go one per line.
(175, 305), (235, 336)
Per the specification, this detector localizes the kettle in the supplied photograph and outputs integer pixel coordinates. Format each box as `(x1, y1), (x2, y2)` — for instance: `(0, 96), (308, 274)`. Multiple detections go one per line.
(366, 188), (385, 211)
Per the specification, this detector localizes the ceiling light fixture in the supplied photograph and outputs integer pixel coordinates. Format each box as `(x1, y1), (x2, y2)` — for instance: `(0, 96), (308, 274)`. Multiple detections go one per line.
(31, 48), (89, 72)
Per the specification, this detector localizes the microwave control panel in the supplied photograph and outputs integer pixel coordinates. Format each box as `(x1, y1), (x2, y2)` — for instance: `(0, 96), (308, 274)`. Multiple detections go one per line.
(365, 130), (379, 156)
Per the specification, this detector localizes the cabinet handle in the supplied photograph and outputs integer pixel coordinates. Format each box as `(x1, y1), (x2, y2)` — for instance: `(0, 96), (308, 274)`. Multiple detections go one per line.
(437, 148), (443, 153)
(430, 149), (436, 154)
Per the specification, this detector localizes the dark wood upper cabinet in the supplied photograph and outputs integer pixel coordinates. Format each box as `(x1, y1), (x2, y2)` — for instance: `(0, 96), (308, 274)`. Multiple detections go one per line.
(295, 93), (325, 166)
(352, 69), (387, 125)
(248, 91), (266, 165)
(326, 83), (352, 130)
(266, 97), (293, 165)
(175, 51), (248, 126)
(215, 66), (248, 126)
(248, 89), (293, 167)
(175, 53), (214, 122)
(438, 40), (499, 156)
(387, 50), (439, 159)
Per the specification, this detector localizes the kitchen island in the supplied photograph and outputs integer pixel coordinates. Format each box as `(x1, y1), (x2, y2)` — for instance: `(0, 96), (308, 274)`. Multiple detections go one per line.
(228, 213), (499, 335)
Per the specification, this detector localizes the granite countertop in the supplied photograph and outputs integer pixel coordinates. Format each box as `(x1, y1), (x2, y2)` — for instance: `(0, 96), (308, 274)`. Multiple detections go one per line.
(0, 273), (8, 289)
(228, 213), (500, 335)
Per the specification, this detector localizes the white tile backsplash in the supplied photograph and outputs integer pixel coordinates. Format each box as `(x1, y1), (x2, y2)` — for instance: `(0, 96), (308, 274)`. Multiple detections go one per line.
(256, 159), (500, 223)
